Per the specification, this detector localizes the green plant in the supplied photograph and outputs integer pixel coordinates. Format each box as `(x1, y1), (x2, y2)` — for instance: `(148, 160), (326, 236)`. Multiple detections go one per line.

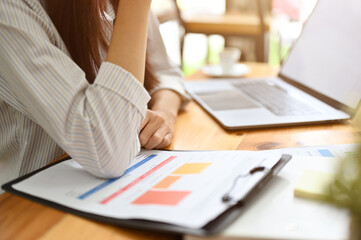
(328, 143), (361, 237)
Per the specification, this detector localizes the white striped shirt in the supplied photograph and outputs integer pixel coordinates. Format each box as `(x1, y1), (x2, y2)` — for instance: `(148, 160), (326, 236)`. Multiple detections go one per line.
(0, 0), (187, 189)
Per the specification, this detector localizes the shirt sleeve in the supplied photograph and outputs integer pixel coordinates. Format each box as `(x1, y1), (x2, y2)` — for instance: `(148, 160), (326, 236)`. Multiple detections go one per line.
(146, 11), (191, 108)
(0, 0), (150, 178)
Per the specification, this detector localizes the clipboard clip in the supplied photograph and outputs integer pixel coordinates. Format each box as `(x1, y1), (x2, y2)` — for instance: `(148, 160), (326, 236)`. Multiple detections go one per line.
(222, 166), (266, 203)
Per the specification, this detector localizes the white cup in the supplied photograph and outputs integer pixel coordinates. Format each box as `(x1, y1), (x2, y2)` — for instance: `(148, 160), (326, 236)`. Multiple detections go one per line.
(219, 47), (241, 75)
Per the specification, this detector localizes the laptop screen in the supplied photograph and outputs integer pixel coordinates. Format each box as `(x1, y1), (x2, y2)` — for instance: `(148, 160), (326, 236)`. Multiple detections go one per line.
(280, 0), (361, 110)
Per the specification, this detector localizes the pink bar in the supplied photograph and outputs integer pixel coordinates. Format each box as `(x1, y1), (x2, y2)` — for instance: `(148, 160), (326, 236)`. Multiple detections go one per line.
(100, 156), (177, 204)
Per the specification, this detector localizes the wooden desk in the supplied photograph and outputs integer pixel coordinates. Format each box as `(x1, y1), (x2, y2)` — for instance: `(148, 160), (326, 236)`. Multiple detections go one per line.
(0, 62), (356, 240)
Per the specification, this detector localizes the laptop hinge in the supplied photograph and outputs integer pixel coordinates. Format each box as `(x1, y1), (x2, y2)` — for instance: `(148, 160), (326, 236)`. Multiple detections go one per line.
(278, 73), (357, 117)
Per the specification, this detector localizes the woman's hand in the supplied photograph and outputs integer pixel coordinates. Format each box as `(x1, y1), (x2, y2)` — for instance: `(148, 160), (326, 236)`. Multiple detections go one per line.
(139, 109), (176, 149)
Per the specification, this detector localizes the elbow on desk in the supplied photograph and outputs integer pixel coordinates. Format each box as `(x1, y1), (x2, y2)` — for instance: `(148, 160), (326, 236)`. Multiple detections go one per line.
(68, 142), (139, 179)
(87, 140), (140, 179)
(63, 101), (144, 179)
(91, 149), (137, 179)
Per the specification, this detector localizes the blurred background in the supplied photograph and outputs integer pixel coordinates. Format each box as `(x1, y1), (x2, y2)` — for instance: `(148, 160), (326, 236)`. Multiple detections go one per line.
(151, 0), (318, 76)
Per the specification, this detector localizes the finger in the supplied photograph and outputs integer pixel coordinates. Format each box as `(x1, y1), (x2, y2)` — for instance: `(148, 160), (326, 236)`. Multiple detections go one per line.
(139, 116), (163, 147)
(139, 125), (157, 147)
(143, 127), (168, 150)
(154, 133), (173, 149)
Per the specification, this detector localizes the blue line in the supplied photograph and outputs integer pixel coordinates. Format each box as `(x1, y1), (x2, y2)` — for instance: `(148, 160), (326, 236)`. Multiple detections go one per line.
(317, 149), (334, 157)
(78, 154), (157, 200)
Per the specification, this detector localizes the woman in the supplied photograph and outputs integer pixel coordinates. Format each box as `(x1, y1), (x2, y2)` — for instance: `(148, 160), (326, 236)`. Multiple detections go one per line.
(0, 0), (188, 188)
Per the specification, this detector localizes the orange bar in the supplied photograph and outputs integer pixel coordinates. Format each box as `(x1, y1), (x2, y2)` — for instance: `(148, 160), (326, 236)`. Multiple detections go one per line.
(153, 176), (181, 189)
(172, 163), (212, 175)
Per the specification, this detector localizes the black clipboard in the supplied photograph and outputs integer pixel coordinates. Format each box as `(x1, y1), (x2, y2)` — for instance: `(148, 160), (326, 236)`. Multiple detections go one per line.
(2, 154), (291, 236)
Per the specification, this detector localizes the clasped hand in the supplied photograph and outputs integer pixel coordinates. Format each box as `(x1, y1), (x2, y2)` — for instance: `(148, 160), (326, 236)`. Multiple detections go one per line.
(139, 109), (176, 149)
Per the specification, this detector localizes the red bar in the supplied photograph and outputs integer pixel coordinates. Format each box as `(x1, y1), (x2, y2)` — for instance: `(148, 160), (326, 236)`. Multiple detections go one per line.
(100, 156), (177, 204)
(132, 190), (191, 206)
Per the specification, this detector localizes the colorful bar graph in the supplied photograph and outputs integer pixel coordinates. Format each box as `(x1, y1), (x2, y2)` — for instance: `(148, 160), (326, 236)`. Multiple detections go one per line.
(78, 154), (157, 200)
(153, 176), (181, 189)
(172, 163), (212, 175)
(132, 190), (191, 206)
(100, 156), (177, 205)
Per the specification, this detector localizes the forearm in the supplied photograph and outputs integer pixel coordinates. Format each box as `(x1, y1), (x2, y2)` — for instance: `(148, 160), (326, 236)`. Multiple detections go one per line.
(106, 0), (152, 82)
(148, 89), (182, 117)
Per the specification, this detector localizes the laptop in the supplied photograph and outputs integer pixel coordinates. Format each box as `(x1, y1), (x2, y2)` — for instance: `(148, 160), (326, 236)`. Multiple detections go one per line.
(185, 0), (361, 130)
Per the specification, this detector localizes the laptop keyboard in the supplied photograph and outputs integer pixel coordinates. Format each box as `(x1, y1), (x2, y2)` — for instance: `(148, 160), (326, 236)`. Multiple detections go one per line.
(233, 81), (321, 116)
(195, 90), (260, 111)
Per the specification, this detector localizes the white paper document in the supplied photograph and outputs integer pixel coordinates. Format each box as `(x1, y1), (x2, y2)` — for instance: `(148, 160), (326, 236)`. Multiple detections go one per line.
(12, 150), (282, 228)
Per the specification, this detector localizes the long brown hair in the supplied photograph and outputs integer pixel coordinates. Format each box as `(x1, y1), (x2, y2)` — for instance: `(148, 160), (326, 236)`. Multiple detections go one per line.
(44, 0), (157, 91)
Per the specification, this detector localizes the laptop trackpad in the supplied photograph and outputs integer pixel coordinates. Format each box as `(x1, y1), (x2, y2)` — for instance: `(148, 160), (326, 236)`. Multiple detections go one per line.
(195, 90), (260, 111)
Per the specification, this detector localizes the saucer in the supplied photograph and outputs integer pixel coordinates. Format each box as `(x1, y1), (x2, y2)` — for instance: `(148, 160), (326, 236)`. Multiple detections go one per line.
(202, 63), (250, 78)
